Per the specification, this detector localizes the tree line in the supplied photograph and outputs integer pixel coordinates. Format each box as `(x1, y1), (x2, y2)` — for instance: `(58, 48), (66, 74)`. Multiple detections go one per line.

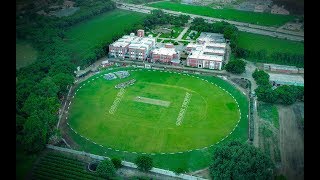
(16, 0), (116, 153)
(252, 69), (304, 104)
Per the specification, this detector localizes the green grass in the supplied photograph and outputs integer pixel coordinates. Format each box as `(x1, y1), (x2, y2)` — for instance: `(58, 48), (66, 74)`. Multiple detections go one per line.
(16, 41), (38, 69)
(148, 2), (296, 27)
(159, 26), (184, 38)
(162, 39), (176, 44)
(66, 68), (248, 171)
(238, 31), (304, 55)
(16, 146), (38, 180)
(64, 9), (146, 62)
(257, 102), (279, 129)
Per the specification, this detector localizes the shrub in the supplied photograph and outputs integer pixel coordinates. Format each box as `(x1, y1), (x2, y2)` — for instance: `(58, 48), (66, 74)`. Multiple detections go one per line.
(96, 159), (116, 178)
(135, 156), (153, 171)
(111, 158), (122, 169)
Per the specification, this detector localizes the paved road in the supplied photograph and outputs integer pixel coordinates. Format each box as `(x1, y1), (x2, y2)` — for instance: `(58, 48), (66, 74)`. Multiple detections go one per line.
(117, 3), (304, 42)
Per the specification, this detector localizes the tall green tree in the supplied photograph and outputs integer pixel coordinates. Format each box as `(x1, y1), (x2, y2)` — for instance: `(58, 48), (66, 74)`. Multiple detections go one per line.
(210, 141), (274, 179)
(225, 59), (246, 74)
(21, 112), (48, 152)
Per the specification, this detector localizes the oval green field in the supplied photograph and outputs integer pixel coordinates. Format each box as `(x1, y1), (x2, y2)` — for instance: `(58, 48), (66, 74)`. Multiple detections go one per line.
(68, 69), (240, 153)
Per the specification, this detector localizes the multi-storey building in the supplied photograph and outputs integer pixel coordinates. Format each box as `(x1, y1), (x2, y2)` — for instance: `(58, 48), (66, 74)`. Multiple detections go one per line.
(151, 43), (180, 64)
(109, 29), (156, 61)
(186, 32), (226, 70)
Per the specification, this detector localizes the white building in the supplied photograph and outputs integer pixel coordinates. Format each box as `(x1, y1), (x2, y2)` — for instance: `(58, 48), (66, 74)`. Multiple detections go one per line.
(186, 32), (226, 70)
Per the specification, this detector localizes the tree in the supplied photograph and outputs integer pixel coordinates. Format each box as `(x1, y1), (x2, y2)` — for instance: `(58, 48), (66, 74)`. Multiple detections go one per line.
(252, 69), (270, 86)
(210, 141), (274, 179)
(135, 156), (153, 171)
(34, 77), (59, 98)
(96, 159), (116, 178)
(52, 73), (74, 97)
(22, 112), (48, 152)
(225, 59), (246, 74)
(255, 85), (277, 103)
(274, 85), (297, 105)
(111, 158), (122, 169)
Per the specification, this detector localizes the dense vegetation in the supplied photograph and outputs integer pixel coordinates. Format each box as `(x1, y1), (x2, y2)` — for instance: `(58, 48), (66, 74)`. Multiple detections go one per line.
(16, 0), (117, 154)
(143, 9), (190, 29)
(252, 69), (304, 104)
(135, 156), (153, 171)
(148, 1), (296, 26)
(225, 59), (246, 74)
(209, 141), (274, 179)
(96, 159), (116, 178)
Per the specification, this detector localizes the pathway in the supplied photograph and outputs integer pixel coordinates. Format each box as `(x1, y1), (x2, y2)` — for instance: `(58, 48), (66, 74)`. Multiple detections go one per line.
(176, 26), (190, 41)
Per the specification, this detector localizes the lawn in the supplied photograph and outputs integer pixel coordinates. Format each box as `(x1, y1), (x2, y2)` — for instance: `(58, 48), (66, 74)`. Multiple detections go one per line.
(16, 41), (38, 69)
(257, 102), (279, 129)
(237, 31), (304, 55)
(64, 9), (146, 63)
(66, 67), (248, 171)
(148, 2), (296, 27)
(159, 26), (184, 38)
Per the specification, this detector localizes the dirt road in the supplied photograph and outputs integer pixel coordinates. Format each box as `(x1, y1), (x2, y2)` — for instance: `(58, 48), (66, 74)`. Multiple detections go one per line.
(278, 103), (304, 180)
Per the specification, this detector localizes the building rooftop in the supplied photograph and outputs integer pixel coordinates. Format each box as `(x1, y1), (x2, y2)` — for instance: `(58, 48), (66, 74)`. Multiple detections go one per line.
(152, 47), (178, 56)
(264, 63), (300, 71)
(269, 73), (304, 86)
(188, 50), (224, 62)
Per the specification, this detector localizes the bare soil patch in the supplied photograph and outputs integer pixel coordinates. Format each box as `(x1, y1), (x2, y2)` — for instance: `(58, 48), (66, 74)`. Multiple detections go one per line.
(277, 103), (304, 180)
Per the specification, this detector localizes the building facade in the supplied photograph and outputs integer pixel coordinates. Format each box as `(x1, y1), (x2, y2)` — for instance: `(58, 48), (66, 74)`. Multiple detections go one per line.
(151, 43), (180, 64)
(109, 30), (156, 61)
(186, 32), (226, 70)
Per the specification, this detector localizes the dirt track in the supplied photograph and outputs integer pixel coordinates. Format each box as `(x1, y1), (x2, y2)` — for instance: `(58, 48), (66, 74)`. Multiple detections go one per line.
(278, 103), (304, 180)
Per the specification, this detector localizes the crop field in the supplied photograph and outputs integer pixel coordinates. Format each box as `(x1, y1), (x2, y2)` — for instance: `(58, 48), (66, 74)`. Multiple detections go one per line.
(16, 42), (38, 69)
(31, 151), (103, 180)
(66, 67), (248, 170)
(238, 31), (304, 55)
(148, 2), (296, 27)
(64, 9), (146, 62)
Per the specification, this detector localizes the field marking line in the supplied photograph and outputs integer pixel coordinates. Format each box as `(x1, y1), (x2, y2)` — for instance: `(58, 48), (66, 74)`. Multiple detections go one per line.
(176, 92), (192, 126)
(109, 88), (126, 115)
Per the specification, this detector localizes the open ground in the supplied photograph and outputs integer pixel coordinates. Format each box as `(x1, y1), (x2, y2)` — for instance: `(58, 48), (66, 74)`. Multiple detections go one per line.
(237, 31), (304, 55)
(64, 9), (146, 64)
(64, 67), (249, 171)
(148, 2), (296, 27)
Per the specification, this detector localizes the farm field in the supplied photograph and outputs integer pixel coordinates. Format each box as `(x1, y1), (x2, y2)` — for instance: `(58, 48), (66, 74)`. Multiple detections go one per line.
(66, 67), (249, 171)
(237, 31), (304, 55)
(148, 2), (296, 27)
(31, 151), (104, 180)
(16, 42), (38, 69)
(64, 9), (146, 63)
